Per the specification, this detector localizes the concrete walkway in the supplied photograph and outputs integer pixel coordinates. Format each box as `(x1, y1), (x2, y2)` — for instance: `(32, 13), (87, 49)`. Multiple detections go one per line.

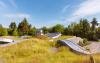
(0, 39), (30, 47)
(58, 37), (90, 54)
(84, 41), (100, 54)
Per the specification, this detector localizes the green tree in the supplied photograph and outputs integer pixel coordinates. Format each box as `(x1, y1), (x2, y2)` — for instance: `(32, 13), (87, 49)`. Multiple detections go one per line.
(52, 24), (64, 33)
(64, 19), (92, 40)
(12, 29), (18, 36)
(91, 18), (98, 31)
(9, 22), (17, 31)
(64, 27), (68, 35)
(28, 27), (36, 36)
(42, 26), (49, 34)
(0, 25), (8, 36)
(96, 26), (100, 38)
(1, 28), (8, 36)
(9, 22), (18, 36)
(67, 23), (75, 35)
(0, 24), (2, 28)
(80, 19), (90, 38)
(71, 19), (90, 38)
(18, 18), (30, 35)
(89, 18), (99, 41)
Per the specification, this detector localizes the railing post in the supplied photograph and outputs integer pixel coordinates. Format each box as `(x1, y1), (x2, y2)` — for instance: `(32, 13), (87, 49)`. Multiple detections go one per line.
(89, 55), (95, 63)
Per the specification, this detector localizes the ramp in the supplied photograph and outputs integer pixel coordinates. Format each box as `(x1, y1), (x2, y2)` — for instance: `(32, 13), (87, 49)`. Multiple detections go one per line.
(58, 39), (90, 54)
(0, 38), (14, 43)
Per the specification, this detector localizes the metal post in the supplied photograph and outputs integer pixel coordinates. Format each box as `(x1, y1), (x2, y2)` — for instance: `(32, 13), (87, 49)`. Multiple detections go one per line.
(89, 55), (95, 63)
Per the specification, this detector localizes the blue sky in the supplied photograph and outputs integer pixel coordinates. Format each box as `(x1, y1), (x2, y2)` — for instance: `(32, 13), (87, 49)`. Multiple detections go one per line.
(0, 0), (100, 28)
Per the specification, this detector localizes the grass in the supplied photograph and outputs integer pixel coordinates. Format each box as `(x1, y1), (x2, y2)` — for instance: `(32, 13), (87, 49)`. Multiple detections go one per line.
(0, 36), (99, 63)
(53, 35), (74, 41)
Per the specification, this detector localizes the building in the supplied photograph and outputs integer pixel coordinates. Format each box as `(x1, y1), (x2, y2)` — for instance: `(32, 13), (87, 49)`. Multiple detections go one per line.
(46, 32), (61, 38)
(35, 29), (44, 36)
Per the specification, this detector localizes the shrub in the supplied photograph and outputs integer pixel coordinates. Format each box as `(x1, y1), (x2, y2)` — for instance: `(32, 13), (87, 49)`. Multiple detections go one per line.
(36, 35), (48, 40)
(78, 38), (90, 46)
(83, 38), (88, 43)
(87, 31), (98, 41)
(0, 28), (8, 36)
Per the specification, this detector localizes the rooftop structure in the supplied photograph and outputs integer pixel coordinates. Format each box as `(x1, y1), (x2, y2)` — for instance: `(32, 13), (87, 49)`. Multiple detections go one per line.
(35, 29), (44, 36)
(46, 32), (61, 38)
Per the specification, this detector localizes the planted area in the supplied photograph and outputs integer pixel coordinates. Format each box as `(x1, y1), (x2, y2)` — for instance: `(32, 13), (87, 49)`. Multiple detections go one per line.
(78, 38), (91, 47)
(0, 36), (99, 63)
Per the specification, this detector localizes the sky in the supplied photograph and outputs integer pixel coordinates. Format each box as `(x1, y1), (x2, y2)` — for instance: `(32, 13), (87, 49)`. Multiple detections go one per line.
(0, 0), (100, 28)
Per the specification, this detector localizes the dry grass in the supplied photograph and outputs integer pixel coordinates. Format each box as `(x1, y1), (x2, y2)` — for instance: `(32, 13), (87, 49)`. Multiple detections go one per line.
(0, 36), (99, 63)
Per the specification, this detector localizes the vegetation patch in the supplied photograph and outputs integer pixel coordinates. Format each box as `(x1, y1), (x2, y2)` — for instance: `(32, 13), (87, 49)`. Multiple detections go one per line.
(78, 38), (91, 46)
(0, 36), (99, 63)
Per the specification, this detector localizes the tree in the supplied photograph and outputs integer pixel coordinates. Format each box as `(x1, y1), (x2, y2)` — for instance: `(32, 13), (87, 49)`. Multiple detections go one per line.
(12, 29), (18, 36)
(89, 18), (99, 41)
(67, 23), (75, 35)
(80, 19), (90, 38)
(8, 22), (18, 36)
(42, 26), (49, 34)
(96, 26), (100, 38)
(51, 24), (64, 33)
(1, 28), (8, 36)
(64, 19), (93, 40)
(64, 27), (68, 35)
(0, 25), (8, 36)
(0, 25), (3, 36)
(18, 18), (30, 35)
(72, 19), (90, 38)
(28, 27), (36, 36)
(91, 18), (98, 31)
(0, 24), (2, 28)
(9, 22), (17, 31)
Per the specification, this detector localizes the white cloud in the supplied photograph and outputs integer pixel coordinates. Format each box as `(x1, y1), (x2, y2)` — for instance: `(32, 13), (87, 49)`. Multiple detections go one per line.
(9, 0), (17, 8)
(0, 1), (6, 8)
(0, 0), (17, 8)
(69, 0), (100, 21)
(4, 13), (31, 18)
(62, 5), (70, 13)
